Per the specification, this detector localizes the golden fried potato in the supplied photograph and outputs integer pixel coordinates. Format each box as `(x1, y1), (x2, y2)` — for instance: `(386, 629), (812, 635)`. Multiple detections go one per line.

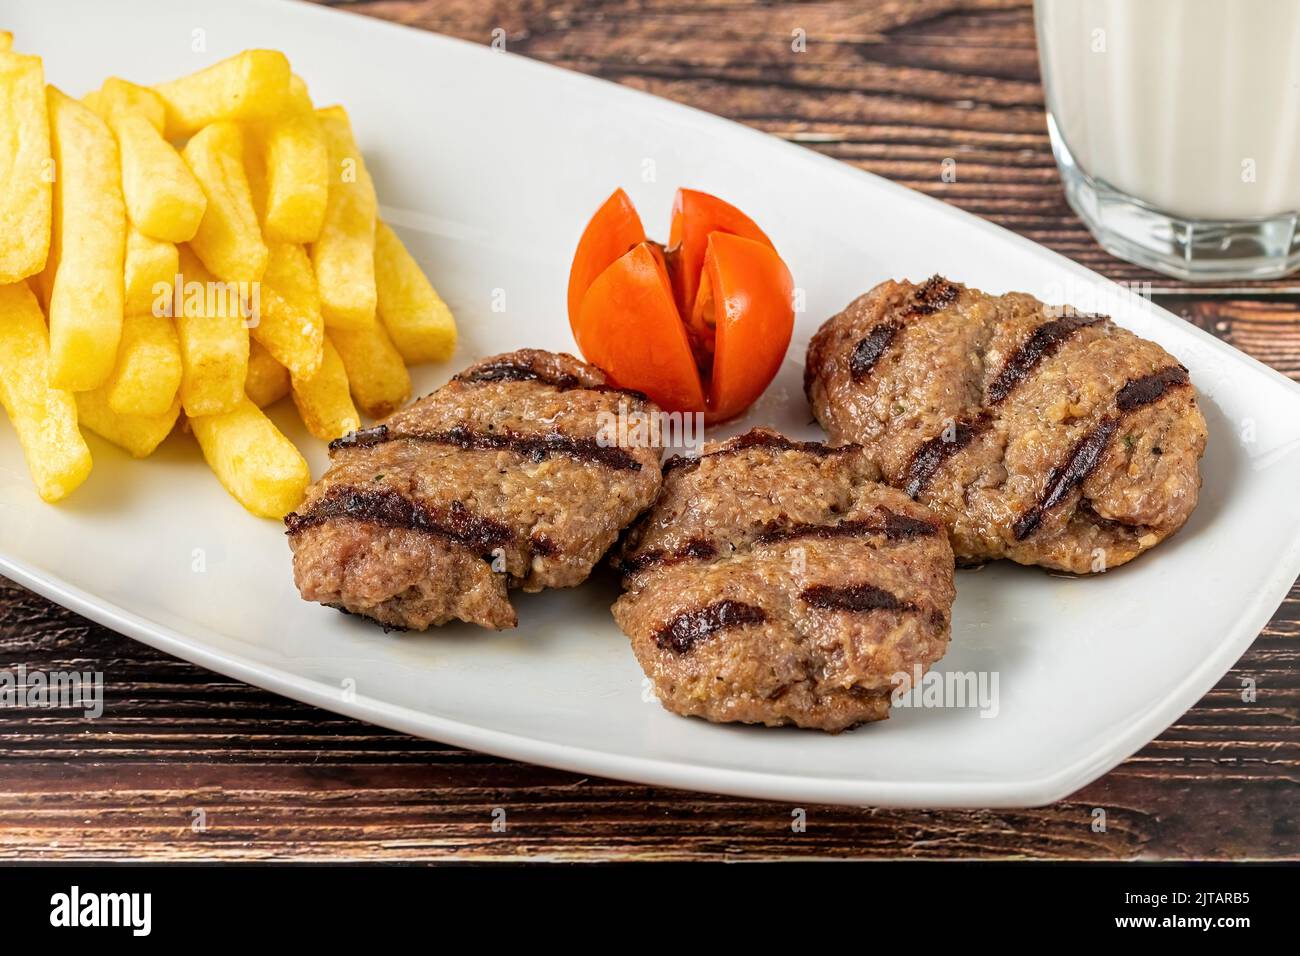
(174, 246), (249, 417)
(375, 221), (456, 365)
(86, 77), (165, 133)
(245, 338), (291, 408)
(182, 121), (267, 283)
(44, 86), (125, 391)
(0, 281), (93, 501)
(263, 110), (328, 244)
(153, 49), (292, 139)
(76, 387), (180, 459)
(291, 336), (359, 441)
(0, 51), (51, 283)
(94, 80), (206, 242)
(123, 226), (177, 315)
(253, 243), (324, 380)
(312, 105), (377, 329)
(104, 312), (182, 417)
(190, 395), (310, 519)
(328, 323), (411, 419)
(0, 31), (12, 52)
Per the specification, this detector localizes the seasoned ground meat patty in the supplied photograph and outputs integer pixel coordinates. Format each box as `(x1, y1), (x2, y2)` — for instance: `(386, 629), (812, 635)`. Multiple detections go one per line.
(613, 428), (955, 732)
(286, 349), (662, 630)
(805, 276), (1207, 573)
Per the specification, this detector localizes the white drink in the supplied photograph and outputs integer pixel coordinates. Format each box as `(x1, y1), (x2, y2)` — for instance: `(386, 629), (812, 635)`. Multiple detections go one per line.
(1035, 0), (1300, 278)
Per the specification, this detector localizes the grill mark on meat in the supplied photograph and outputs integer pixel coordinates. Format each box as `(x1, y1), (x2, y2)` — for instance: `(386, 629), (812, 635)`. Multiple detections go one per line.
(1116, 365), (1190, 412)
(284, 487), (513, 554)
(329, 424), (390, 452)
(325, 603), (411, 633)
(1012, 365), (1189, 540)
(529, 533), (558, 557)
(987, 313), (1107, 404)
(622, 510), (937, 576)
(756, 511), (939, 544)
(849, 321), (901, 381)
(800, 583), (915, 613)
(1012, 419), (1119, 540)
(620, 538), (718, 576)
(654, 600), (768, 654)
(330, 423), (642, 471)
(905, 275), (960, 316)
(664, 431), (860, 474)
(903, 414), (991, 498)
(454, 357), (647, 402)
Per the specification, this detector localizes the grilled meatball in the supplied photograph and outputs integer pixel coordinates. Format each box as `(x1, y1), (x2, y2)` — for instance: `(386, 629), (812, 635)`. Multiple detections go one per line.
(805, 276), (1207, 573)
(286, 349), (662, 630)
(613, 428), (955, 732)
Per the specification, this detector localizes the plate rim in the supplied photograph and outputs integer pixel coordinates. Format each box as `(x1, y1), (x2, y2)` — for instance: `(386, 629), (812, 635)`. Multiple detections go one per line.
(6, 0), (1300, 808)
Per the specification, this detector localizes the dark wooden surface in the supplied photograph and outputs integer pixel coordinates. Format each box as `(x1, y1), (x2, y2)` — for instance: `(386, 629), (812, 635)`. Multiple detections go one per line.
(2, 0), (1297, 862)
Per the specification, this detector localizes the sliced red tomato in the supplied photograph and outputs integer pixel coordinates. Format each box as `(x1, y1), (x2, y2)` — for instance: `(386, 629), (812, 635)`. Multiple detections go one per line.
(566, 188), (646, 349)
(667, 188), (775, 340)
(699, 232), (794, 423)
(566, 187), (793, 423)
(575, 242), (706, 413)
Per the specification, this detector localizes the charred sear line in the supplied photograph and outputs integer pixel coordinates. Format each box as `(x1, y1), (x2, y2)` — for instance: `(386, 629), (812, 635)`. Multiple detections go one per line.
(1013, 365), (1192, 540)
(284, 487), (513, 554)
(987, 313), (1106, 404)
(529, 533), (558, 558)
(620, 539), (718, 576)
(453, 359), (647, 402)
(1012, 419), (1118, 540)
(334, 423), (642, 471)
(905, 275), (960, 316)
(664, 431), (860, 474)
(329, 424), (390, 452)
(654, 600), (767, 654)
(800, 583), (915, 613)
(325, 603), (410, 633)
(849, 321), (901, 381)
(756, 510), (939, 545)
(903, 415), (989, 498)
(1116, 365), (1190, 412)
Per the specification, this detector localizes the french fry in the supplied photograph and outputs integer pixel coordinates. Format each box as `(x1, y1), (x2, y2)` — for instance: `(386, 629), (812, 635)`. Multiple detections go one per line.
(190, 395), (310, 519)
(103, 312), (182, 417)
(0, 31), (12, 51)
(327, 323), (411, 419)
(312, 105), (377, 329)
(86, 77), (165, 133)
(290, 336), (359, 441)
(253, 242), (324, 380)
(152, 49), (292, 139)
(375, 221), (456, 364)
(123, 226), (177, 315)
(245, 338), (290, 408)
(76, 387), (180, 459)
(0, 282), (93, 502)
(174, 246), (249, 417)
(182, 121), (267, 283)
(262, 95), (328, 243)
(92, 79), (206, 242)
(45, 86), (125, 391)
(0, 50), (51, 283)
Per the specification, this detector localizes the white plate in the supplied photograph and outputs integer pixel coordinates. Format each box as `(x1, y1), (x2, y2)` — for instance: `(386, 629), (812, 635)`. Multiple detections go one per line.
(4, 0), (1300, 808)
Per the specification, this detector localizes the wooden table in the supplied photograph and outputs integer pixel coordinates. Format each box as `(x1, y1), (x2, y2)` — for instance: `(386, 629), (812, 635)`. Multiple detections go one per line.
(2, 0), (1296, 862)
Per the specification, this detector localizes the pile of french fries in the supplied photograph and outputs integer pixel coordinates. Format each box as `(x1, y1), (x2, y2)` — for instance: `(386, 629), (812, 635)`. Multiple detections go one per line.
(0, 35), (456, 518)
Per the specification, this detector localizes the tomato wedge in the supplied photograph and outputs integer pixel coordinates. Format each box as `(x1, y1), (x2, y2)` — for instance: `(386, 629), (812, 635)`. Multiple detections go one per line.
(698, 232), (794, 423)
(566, 188), (645, 349)
(566, 187), (793, 423)
(575, 242), (706, 412)
(667, 188), (774, 339)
